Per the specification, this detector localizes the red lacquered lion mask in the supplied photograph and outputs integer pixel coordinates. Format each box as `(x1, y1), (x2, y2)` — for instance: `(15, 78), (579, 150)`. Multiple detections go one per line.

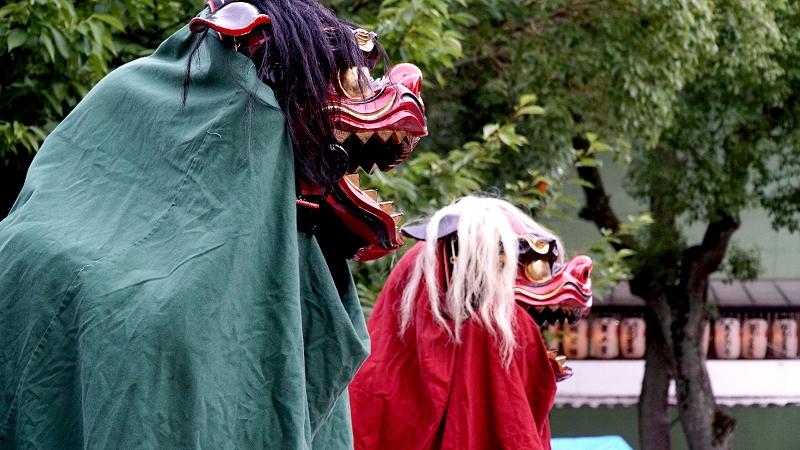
(190, 1), (427, 262)
(402, 212), (593, 381)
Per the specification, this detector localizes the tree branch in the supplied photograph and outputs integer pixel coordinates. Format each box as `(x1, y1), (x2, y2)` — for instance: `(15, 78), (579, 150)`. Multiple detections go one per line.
(573, 136), (636, 251)
(681, 212), (740, 296)
(639, 307), (673, 450)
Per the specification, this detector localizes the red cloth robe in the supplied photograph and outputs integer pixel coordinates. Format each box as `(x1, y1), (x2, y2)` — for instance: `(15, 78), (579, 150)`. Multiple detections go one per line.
(350, 243), (557, 450)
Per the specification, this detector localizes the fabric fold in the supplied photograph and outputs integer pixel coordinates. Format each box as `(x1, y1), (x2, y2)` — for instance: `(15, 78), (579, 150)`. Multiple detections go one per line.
(0, 25), (367, 450)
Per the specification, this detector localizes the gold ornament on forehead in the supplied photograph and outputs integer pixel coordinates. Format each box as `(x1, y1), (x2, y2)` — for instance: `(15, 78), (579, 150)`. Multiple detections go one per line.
(521, 235), (551, 255)
(336, 28), (378, 99)
(352, 28), (376, 52)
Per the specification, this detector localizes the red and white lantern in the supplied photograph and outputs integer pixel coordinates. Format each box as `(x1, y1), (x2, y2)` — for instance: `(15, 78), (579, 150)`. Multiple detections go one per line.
(770, 318), (798, 359)
(562, 321), (589, 360)
(619, 317), (646, 359)
(741, 318), (769, 360)
(713, 318), (741, 360)
(591, 317), (620, 359)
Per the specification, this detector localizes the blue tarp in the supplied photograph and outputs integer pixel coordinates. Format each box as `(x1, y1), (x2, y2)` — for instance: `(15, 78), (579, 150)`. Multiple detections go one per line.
(551, 435), (634, 450)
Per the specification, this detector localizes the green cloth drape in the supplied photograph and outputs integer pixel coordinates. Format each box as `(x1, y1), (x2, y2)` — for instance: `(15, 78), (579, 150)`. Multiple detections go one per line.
(0, 26), (368, 449)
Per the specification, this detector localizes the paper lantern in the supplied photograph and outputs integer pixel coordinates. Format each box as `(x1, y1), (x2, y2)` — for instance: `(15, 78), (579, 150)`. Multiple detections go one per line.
(561, 321), (589, 360)
(713, 318), (741, 360)
(619, 317), (646, 359)
(591, 317), (619, 359)
(770, 318), (798, 359)
(741, 318), (768, 360)
(702, 321), (710, 357)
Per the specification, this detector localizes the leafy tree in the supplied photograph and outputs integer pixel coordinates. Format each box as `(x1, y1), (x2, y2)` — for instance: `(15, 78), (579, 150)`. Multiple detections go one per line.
(6, 1), (800, 448)
(572, 2), (800, 449)
(340, 0), (800, 448)
(0, 0), (202, 215)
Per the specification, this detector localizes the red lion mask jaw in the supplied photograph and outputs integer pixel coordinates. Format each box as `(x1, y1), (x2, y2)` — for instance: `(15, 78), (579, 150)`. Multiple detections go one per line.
(515, 254), (593, 383)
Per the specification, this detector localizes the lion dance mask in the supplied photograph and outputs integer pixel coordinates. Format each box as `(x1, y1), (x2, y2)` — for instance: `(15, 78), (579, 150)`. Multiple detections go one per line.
(189, 0), (427, 262)
(0, 1), (425, 449)
(349, 196), (593, 450)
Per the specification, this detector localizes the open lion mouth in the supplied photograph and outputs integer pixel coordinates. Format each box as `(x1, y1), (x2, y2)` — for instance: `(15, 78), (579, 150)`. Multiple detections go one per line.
(320, 63), (427, 262)
(526, 303), (589, 325)
(326, 172), (404, 261)
(514, 250), (592, 383)
(341, 173), (404, 226)
(334, 129), (418, 174)
(518, 255), (591, 382)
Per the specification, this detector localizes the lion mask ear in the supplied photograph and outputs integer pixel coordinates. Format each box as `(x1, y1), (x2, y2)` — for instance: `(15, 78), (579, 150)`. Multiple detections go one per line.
(401, 214), (460, 241)
(189, 1), (271, 37)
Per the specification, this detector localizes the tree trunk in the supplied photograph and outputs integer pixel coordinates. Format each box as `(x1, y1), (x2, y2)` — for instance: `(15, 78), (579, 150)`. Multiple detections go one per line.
(639, 308), (672, 450)
(574, 160), (740, 449)
(670, 291), (730, 450)
(673, 326), (735, 449)
(671, 214), (740, 449)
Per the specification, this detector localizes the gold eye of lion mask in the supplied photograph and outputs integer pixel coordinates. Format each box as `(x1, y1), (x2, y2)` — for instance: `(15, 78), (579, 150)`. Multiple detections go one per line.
(335, 28), (380, 100)
(518, 234), (558, 284)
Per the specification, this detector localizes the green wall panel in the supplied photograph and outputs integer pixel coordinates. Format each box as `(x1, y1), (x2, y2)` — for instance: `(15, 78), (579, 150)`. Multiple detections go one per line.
(550, 405), (800, 449)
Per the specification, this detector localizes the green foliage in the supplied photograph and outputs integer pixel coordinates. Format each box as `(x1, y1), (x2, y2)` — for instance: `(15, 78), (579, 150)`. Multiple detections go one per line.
(416, 0), (718, 182)
(719, 242), (764, 284)
(627, 0), (800, 231)
(754, 1), (800, 232)
(375, 0), (474, 85)
(0, 0), (202, 163)
(588, 214), (651, 299)
(352, 95), (637, 309)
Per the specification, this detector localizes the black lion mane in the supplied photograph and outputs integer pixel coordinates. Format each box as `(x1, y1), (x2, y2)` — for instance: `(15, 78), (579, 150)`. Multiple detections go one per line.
(184, 0), (386, 192)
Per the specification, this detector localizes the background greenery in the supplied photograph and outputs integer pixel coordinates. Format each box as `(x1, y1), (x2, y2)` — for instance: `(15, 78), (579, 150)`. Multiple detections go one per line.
(3, 0), (800, 448)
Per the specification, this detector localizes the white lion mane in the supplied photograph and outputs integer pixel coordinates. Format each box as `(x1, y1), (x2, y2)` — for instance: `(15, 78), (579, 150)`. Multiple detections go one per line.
(398, 195), (563, 366)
